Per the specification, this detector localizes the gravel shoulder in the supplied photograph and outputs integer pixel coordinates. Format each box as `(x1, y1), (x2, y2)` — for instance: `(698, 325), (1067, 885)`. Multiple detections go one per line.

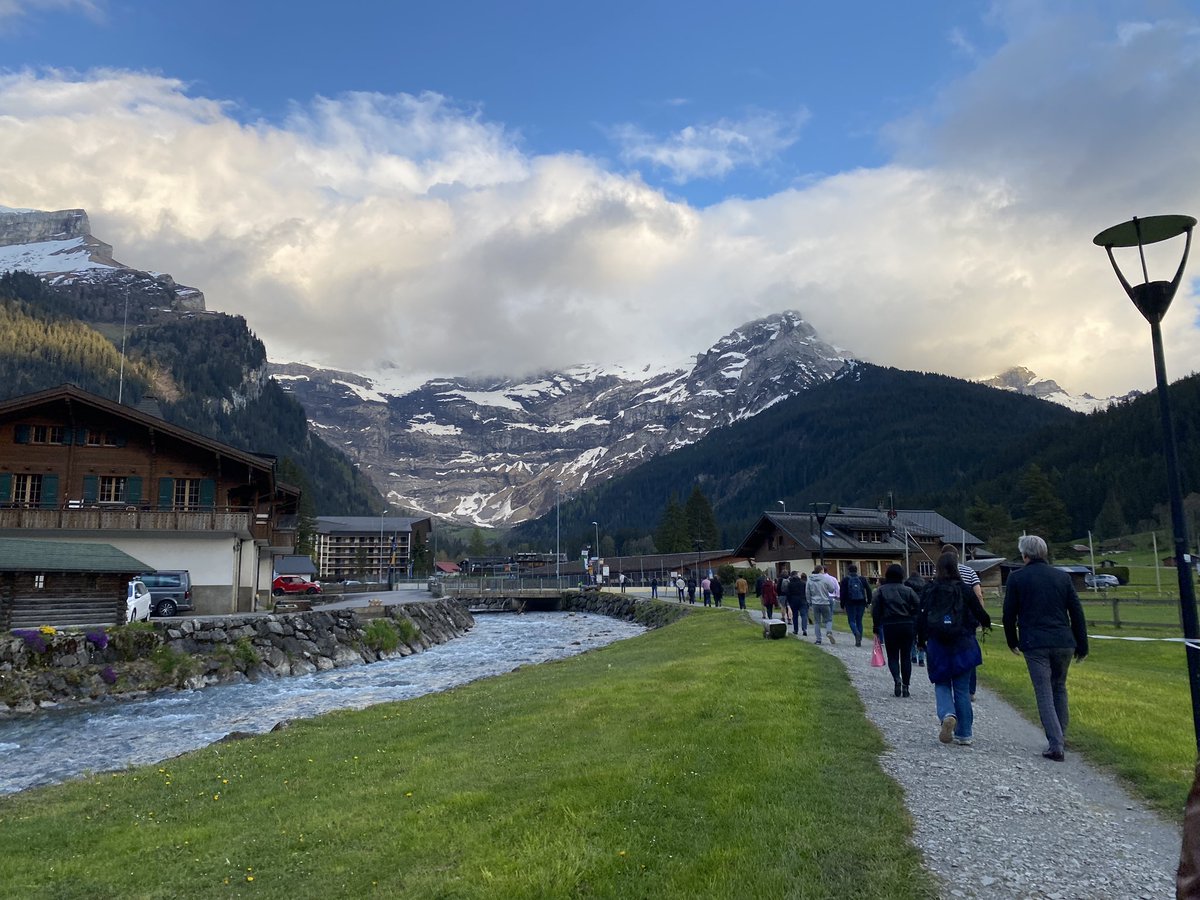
(767, 614), (1180, 898)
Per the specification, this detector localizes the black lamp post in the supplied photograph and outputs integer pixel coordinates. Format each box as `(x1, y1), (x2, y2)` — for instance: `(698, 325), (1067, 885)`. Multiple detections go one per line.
(811, 502), (833, 568)
(1094, 213), (1200, 751)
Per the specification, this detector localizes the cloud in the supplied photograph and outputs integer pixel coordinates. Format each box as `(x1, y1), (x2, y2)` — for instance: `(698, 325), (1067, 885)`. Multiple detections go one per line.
(0, 4), (1197, 400)
(609, 110), (808, 183)
(0, 0), (102, 29)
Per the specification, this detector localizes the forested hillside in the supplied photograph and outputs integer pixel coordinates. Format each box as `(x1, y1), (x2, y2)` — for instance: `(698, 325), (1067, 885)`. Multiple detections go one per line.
(517, 362), (1200, 556)
(0, 270), (382, 516)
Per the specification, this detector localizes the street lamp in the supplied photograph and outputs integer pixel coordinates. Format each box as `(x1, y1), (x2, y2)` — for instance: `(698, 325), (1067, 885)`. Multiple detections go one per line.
(811, 502), (833, 568)
(555, 481), (563, 587)
(592, 521), (599, 584)
(777, 500), (786, 514)
(1094, 213), (1200, 750)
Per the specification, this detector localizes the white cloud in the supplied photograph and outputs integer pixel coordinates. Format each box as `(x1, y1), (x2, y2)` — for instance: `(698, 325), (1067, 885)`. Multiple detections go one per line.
(0, 5), (1198, 400)
(0, 0), (102, 28)
(609, 110), (808, 183)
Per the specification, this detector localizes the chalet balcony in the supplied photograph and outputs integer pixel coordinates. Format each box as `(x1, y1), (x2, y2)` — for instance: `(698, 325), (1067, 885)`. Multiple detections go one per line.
(0, 504), (267, 539)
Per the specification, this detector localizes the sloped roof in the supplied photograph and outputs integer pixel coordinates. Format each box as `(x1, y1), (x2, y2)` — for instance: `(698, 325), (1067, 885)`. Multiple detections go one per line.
(0, 538), (152, 573)
(734, 507), (975, 559)
(0, 384), (278, 475)
(275, 554), (317, 576)
(316, 516), (430, 534)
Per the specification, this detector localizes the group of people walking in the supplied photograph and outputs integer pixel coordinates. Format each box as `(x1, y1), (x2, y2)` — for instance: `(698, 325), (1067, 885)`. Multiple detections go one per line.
(756, 535), (1089, 760)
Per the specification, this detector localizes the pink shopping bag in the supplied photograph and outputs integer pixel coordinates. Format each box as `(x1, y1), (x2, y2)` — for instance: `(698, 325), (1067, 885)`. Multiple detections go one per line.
(870, 635), (885, 667)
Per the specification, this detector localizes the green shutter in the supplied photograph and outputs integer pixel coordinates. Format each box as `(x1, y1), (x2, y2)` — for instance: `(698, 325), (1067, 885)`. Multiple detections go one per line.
(82, 475), (98, 504)
(113, 432), (127, 448)
(126, 477), (142, 505)
(40, 474), (58, 509)
(158, 478), (174, 509)
(0, 473), (10, 503)
(199, 478), (216, 509)
(13, 425), (29, 444)
(74, 427), (88, 445)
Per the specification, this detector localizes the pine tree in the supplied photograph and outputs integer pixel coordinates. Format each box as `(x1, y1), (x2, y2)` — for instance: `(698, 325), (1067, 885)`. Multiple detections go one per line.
(1092, 490), (1127, 541)
(655, 495), (689, 553)
(1020, 464), (1071, 541)
(468, 527), (488, 557)
(684, 485), (720, 551)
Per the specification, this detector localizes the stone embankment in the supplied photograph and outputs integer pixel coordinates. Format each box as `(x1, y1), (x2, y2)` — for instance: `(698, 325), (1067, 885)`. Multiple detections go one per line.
(457, 590), (686, 629)
(0, 599), (473, 715)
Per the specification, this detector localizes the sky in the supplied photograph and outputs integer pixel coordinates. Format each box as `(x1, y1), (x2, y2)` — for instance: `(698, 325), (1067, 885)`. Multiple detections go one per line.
(0, 0), (1198, 396)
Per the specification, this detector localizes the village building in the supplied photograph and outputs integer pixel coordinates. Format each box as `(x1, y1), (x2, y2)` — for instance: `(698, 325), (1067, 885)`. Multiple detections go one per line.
(732, 507), (985, 582)
(313, 516), (431, 583)
(0, 384), (300, 614)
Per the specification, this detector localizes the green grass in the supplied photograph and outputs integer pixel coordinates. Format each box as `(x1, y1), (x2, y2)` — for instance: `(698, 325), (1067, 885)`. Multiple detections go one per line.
(977, 626), (1193, 817)
(0, 609), (935, 899)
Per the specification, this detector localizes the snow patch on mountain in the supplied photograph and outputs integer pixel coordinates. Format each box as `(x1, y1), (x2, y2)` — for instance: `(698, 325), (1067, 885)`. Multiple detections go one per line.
(980, 366), (1133, 413)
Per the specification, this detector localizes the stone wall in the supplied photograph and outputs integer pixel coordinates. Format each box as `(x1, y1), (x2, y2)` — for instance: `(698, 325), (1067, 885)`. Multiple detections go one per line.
(0, 599), (474, 715)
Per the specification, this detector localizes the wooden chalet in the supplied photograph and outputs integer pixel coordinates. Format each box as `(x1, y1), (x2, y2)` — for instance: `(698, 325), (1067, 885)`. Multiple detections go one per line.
(0, 384), (300, 613)
(733, 507), (984, 582)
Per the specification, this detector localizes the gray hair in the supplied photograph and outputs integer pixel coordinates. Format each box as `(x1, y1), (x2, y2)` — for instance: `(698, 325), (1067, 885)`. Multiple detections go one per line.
(1018, 535), (1048, 560)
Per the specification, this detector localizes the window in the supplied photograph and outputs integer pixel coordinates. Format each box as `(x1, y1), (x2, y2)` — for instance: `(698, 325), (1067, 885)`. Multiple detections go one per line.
(99, 476), (127, 504)
(12, 474), (42, 506)
(856, 531), (884, 543)
(85, 429), (102, 446)
(174, 478), (201, 510)
(33, 574), (45, 590)
(918, 561), (936, 578)
(30, 425), (65, 444)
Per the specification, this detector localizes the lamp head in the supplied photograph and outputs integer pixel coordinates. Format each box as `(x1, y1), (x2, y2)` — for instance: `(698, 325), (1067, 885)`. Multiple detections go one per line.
(1094, 214), (1196, 325)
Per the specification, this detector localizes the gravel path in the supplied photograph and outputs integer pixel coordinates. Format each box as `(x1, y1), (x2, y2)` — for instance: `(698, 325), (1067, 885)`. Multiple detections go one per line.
(770, 615), (1180, 898)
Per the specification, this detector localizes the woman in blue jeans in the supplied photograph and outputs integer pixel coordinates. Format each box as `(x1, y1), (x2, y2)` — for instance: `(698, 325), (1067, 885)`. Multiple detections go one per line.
(918, 553), (991, 746)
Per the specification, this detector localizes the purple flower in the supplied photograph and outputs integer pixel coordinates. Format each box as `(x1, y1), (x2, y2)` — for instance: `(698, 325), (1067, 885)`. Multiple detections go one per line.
(85, 630), (109, 650)
(100, 666), (118, 685)
(13, 630), (47, 654)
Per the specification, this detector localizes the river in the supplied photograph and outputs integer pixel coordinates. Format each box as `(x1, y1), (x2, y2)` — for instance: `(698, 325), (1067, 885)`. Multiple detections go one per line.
(0, 611), (645, 795)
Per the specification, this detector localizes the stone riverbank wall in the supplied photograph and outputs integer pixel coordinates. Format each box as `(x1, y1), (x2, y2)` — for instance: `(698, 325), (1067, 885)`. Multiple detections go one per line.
(463, 591), (687, 629)
(0, 599), (474, 715)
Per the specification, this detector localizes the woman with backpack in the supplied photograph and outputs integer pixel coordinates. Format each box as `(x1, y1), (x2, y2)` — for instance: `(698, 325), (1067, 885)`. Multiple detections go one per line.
(871, 564), (922, 697)
(917, 552), (992, 746)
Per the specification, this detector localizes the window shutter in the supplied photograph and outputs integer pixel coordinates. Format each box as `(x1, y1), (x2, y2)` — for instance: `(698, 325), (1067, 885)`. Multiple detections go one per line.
(13, 425), (29, 444)
(40, 475), (58, 509)
(126, 477), (142, 505)
(199, 478), (216, 509)
(113, 432), (127, 448)
(0, 473), (10, 503)
(82, 475), (98, 504)
(74, 427), (88, 445)
(158, 478), (174, 509)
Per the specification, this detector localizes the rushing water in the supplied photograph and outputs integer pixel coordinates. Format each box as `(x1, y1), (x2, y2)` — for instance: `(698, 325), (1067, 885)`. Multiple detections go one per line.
(0, 611), (645, 795)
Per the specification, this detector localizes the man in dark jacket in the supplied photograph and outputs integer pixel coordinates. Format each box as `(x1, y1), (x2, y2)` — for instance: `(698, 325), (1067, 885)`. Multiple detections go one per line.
(840, 563), (873, 647)
(1002, 534), (1088, 762)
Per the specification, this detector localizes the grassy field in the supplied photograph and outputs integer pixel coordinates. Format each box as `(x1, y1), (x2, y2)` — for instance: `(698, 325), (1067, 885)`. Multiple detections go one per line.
(0, 610), (936, 899)
(977, 623), (1194, 818)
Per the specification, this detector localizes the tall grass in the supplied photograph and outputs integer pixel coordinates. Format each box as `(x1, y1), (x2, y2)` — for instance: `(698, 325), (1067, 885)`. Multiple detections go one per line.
(0, 610), (936, 899)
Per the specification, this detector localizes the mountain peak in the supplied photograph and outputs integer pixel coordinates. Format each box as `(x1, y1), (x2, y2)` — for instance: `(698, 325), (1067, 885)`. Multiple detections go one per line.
(980, 366), (1132, 413)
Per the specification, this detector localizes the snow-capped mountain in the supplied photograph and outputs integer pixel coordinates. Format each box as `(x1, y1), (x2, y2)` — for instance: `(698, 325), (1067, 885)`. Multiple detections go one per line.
(0, 205), (205, 310)
(269, 311), (854, 526)
(979, 366), (1135, 413)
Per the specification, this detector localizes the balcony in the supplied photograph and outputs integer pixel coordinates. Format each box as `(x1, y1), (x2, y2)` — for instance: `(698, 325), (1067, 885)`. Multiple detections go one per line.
(0, 504), (256, 537)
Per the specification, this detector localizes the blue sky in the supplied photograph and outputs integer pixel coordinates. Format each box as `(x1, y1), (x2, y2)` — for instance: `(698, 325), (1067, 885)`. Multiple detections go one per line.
(0, 0), (1197, 395)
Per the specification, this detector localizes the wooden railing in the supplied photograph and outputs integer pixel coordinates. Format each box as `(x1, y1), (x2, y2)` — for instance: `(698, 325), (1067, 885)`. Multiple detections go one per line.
(0, 505), (254, 535)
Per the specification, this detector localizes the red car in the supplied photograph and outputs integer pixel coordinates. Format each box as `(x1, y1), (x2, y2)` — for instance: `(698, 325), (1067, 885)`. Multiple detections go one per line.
(272, 575), (322, 596)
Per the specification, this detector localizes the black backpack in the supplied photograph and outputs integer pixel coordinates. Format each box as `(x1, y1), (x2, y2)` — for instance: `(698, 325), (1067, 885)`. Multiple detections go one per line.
(847, 575), (866, 602)
(923, 581), (971, 641)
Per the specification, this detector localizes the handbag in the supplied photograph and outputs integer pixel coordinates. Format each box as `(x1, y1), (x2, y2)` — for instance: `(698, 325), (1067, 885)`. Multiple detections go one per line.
(870, 635), (885, 667)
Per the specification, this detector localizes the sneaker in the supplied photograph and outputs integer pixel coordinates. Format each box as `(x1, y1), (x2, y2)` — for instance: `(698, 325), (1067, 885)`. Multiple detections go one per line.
(939, 715), (956, 744)
(827, 631), (835, 644)
(1042, 749), (1065, 762)
(954, 736), (974, 746)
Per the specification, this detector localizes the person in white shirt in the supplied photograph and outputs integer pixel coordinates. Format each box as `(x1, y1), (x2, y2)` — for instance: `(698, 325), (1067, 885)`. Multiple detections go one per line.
(806, 565), (840, 644)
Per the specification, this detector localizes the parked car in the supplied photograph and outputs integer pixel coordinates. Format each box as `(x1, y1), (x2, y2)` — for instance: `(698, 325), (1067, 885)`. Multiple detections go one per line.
(1085, 572), (1120, 589)
(273, 575), (322, 596)
(126, 580), (151, 622)
(138, 570), (193, 617)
